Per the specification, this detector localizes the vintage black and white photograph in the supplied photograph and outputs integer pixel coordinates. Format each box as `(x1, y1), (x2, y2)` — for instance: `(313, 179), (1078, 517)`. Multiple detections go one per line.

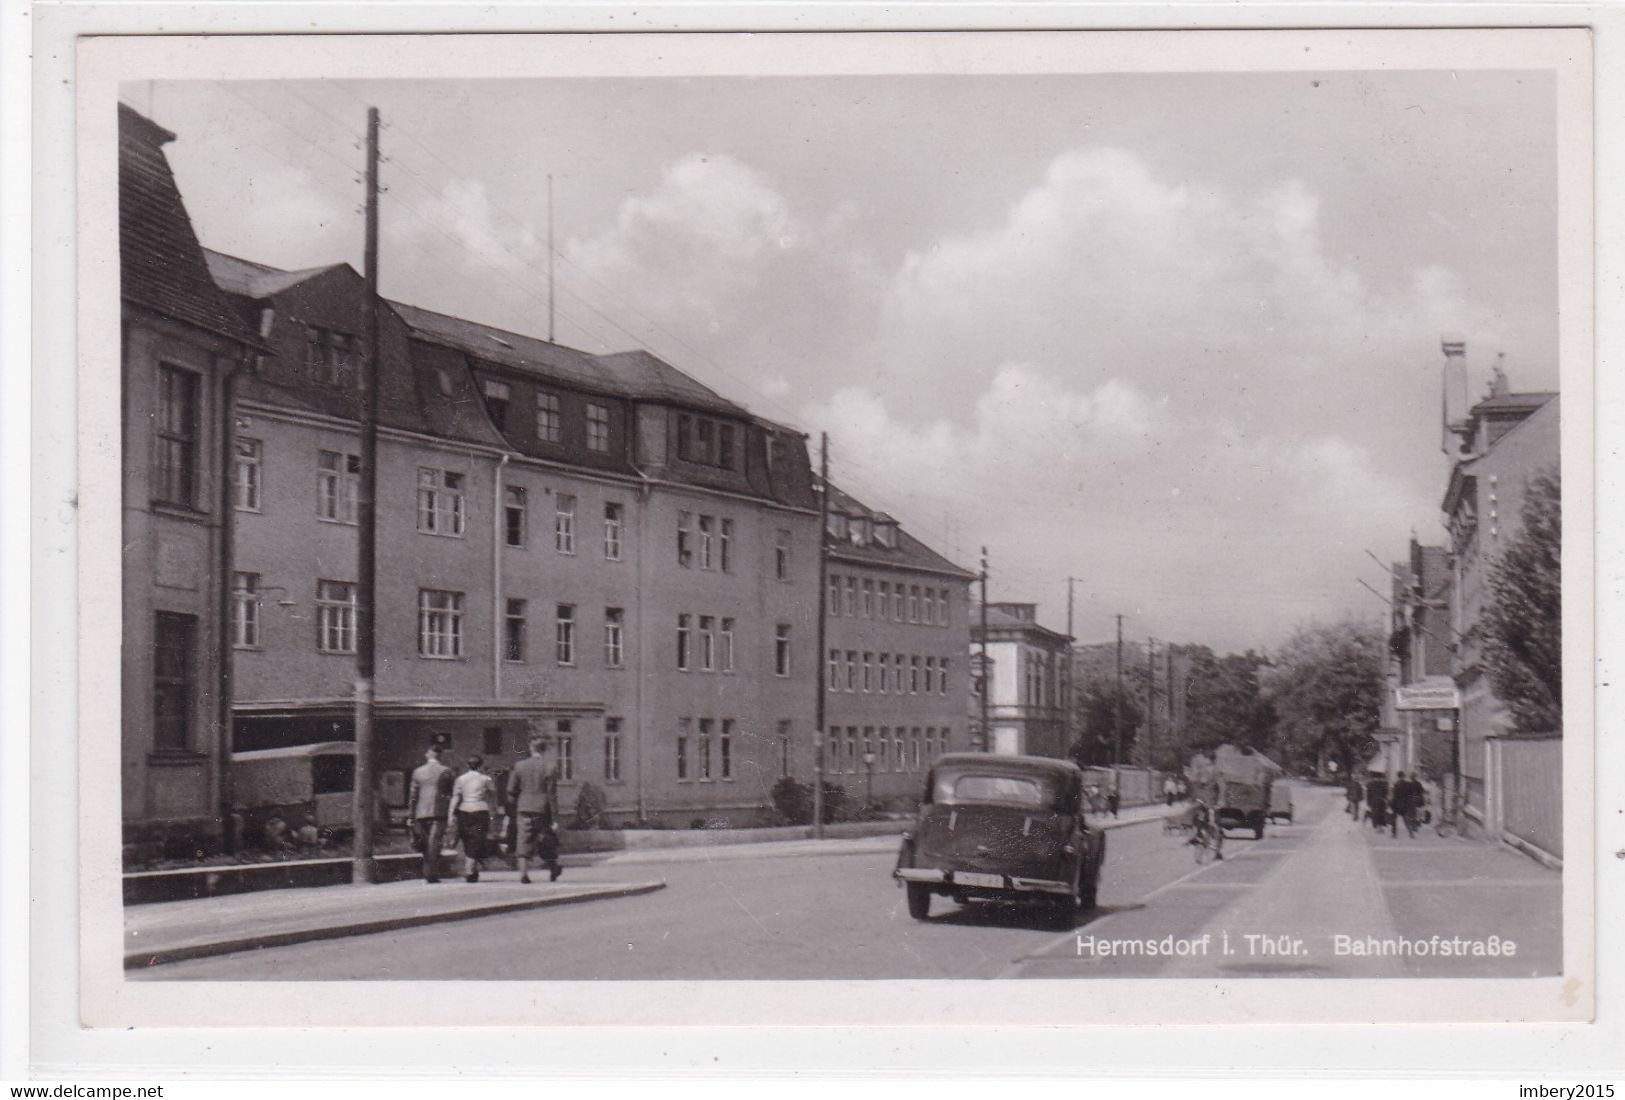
(81, 28), (1591, 1022)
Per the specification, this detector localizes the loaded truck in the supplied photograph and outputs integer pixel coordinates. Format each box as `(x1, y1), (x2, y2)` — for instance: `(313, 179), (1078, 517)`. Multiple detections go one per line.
(1185, 745), (1284, 840)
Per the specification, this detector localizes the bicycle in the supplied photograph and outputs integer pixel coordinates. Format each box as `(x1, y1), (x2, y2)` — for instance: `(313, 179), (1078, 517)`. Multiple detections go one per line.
(1188, 805), (1224, 864)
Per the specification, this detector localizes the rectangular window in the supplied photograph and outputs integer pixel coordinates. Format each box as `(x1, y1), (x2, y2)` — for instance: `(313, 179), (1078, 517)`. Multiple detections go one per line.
(504, 598), (527, 663)
(940, 657), (950, 695)
(696, 420), (716, 465)
(895, 730), (905, 771)
(827, 574), (841, 616)
(827, 649), (840, 692)
(937, 589), (949, 626)
(305, 326), (359, 389)
(845, 650), (858, 693)
(861, 652), (873, 692)
(604, 502), (624, 560)
(718, 423), (736, 469)
(536, 391), (563, 443)
(861, 580), (875, 618)
(893, 588), (905, 622)
(925, 657), (937, 694)
(846, 730), (858, 774)
(775, 530), (791, 581)
(483, 379), (511, 431)
(604, 607), (625, 667)
(863, 727), (874, 766)
(233, 438), (263, 512)
(231, 572), (260, 648)
(317, 450), (360, 524)
(894, 653), (906, 694)
(604, 720), (623, 783)
(316, 580), (357, 654)
(878, 653), (889, 695)
(678, 512), (694, 568)
(154, 365), (199, 507)
(554, 493), (576, 554)
(843, 577), (857, 617)
(677, 720), (691, 781)
(921, 590), (935, 625)
(697, 515), (714, 570)
(555, 603), (576, 665)
(699, 615), (716, 672)
(720, 720), (734, 780)
(877, 728), (888, 771)
(878, 581), (891, 617)
(418, 589), (465, 658)
(585, 403), (611, 452)
(698, 719), (714, 781)
(911, 656), (921, 694)
(677, 614), (691, 671)
(677, 414), (694, 462)
(719, 518), (734, 572)
(557, 732), (575, 782)
(721, 618), (736, 673)
(908, 585), (921, 623)
(827, 731), (840, 773)
(153, 611), (196, 750)
(504, 485), (527, 547)
(775, 624), (792, 678)
(416, 468), (467, 537)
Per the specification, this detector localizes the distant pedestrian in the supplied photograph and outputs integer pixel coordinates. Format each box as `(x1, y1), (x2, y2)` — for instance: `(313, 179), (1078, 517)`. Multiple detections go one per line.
(1364, 775), (1389, 832)
(448, 754), (499, 883)
(407, 744), (455, 884)
(508, 735), (563, 884)
(1345, 776), (1363, 819)
(1164, 776), (1180, 806)
(1107, 787), (1121, 818)
(1393, 772), (1424, 838)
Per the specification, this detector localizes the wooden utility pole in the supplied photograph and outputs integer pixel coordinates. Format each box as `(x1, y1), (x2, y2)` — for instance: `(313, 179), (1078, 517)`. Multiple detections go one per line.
(812, 433), (830, 838)
(546, 173), (556, 344)
(1114, 614), (1125, 765)
(1146, 637), (1156, 768)
(351, 107), (381, 884)
(979, 548), (990, 752)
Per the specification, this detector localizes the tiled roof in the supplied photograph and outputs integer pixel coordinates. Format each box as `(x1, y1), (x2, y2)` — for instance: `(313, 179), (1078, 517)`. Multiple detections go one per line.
(823, 481), (975, 580)
(391, 301), (746, 417)
(204, 249), (344, 299)
(119, 104), (256, 345)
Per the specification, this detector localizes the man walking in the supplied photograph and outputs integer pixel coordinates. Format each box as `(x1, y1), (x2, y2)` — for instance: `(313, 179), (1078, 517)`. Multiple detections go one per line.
(1393, 772), (1423, 838)
(508, 734), (562, 884)
(1345, 775), (1363, 819)
(407, 743), (454, 884)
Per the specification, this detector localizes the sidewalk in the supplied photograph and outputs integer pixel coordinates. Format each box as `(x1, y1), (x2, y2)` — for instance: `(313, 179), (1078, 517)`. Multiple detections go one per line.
(126, 874), (665, 970)
(127, 801), (1177, 969)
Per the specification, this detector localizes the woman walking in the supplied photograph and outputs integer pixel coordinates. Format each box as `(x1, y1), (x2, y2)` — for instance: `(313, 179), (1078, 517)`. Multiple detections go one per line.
(447, 754), (499, 883)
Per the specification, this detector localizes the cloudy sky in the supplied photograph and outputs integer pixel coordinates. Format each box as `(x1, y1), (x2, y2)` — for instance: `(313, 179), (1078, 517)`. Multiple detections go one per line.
(130, 70), (1558, 652)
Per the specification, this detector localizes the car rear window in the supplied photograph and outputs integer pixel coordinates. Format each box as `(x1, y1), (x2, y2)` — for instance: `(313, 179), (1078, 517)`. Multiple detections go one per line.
(936, 774), (1047, 807)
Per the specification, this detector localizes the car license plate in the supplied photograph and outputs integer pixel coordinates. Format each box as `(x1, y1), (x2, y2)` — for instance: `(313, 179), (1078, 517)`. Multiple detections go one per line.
(954, 872), (1004, 888)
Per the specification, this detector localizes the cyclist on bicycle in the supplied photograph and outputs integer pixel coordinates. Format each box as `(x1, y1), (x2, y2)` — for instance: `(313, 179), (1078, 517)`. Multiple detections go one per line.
(1188, 798), (1224, 861)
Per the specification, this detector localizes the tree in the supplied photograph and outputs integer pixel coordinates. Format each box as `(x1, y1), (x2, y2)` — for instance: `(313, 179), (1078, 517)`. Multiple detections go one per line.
(1260, 619), (1386, 774)
(1482, 467), (1562, 734)
(1067, 685), (1141, 768)
(1182, 649), (1277, 758)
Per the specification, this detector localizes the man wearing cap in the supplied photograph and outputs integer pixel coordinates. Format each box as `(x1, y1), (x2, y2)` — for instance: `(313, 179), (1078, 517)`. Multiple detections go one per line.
(508, 734), (562, 883)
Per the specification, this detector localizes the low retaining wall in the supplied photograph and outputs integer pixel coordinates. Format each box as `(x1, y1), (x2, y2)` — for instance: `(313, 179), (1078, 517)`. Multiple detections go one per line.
(125, 819), (909, 905)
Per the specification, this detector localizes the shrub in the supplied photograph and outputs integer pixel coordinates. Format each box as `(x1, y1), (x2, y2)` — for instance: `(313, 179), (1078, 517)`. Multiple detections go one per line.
(770, 777), (852, 824)
(572, 782), (609, 830)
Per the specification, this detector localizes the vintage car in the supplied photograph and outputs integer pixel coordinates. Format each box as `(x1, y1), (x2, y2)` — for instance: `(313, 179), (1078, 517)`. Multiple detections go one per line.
(893, 753), (1106, 925)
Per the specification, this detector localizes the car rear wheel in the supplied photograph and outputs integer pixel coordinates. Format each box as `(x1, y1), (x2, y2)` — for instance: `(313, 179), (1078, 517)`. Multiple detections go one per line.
(906, 883), (932, 921)
(1080, 868), (1099, 911)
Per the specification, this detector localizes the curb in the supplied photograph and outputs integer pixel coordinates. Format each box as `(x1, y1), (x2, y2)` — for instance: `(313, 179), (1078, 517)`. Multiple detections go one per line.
(125, 880), (666, 970)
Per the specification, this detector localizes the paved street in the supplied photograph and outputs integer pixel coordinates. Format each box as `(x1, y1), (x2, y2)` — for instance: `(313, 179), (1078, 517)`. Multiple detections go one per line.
(139, 785), (1558, 981)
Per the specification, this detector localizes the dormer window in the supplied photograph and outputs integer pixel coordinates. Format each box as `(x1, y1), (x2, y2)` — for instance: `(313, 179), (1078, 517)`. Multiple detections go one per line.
(826, 513), (849, 540)
(873, 520), (898, 548)
(676, 412), (739, 469)
(850, 516), (872, 545)
(482, 380), (511, 430)
(305, 326), (360, 389)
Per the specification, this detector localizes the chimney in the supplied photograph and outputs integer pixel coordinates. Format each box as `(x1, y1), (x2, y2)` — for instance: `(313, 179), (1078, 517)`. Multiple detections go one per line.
(1440, 336), (1471, 456)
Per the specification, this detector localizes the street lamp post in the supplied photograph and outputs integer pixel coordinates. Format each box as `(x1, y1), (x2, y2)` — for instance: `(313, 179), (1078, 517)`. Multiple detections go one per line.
(863, 752), (877, 807)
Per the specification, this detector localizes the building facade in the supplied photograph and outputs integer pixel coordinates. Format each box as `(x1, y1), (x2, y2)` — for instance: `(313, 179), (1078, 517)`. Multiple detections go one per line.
(821, 487), (975, 807)
(1382, 539), (1458, 780)
(119, 105), (261, 845)
(970, 602), (1073, 759)
(1439, 363), (1559, 812)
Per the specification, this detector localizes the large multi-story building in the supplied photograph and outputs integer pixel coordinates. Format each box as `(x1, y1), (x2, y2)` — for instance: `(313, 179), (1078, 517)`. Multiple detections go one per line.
(119, 103), (973, 840)
(820, 487), (975, 806)
(970, 602), (1073, 758)
(1440, 359), (1559, 813)
(119, 104), (262, 845)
